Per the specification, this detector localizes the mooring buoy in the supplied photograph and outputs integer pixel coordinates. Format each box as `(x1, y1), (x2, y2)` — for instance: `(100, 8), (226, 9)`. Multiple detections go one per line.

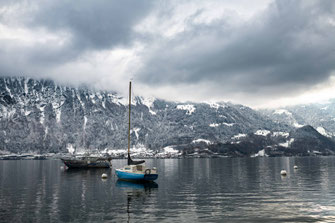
(101, 173), (108, 179)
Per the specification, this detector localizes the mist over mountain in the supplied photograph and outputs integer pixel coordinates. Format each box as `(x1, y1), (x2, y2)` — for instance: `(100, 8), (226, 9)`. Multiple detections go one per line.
(1, 77), (335, 157)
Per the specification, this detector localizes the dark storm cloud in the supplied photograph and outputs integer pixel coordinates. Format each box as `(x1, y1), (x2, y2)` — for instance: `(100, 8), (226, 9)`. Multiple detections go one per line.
(30, 0), (154, 50)
(1, 0), (335, 106)
(136, 0), (335, 95)
(0, 0), (154, 70)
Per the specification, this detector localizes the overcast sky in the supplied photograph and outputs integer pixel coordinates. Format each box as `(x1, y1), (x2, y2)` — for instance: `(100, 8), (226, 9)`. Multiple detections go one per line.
(1, 0), (335, 108)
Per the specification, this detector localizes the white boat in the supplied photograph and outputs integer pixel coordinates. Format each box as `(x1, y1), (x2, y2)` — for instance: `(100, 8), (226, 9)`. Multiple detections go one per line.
(115, 81), (158, 181)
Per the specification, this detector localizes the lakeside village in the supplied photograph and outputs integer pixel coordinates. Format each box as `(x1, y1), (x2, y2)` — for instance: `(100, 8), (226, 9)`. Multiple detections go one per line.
(0, 142), (326, 160)
(0, 145), (187, 160)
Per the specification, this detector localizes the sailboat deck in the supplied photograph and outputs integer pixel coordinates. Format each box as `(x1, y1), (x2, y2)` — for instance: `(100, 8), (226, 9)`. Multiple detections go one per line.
(117, 164), (157, 175)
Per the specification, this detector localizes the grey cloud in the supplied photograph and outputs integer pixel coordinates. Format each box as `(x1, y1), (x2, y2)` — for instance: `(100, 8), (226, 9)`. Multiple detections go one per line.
(31, 0), (154, 50)
(1, 0), (335, 106)
(136, 0), (335, 96)
(0, 0), (154, 73)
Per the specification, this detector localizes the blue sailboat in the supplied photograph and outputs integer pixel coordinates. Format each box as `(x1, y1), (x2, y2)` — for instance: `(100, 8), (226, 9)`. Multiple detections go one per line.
(115, 81), (158, 182)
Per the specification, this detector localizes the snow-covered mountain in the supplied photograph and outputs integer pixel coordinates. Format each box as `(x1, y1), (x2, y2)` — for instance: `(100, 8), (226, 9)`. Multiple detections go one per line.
(260, 102), (335, 139)
(0, 77), (290, 154)
(1, 76), (335, 157)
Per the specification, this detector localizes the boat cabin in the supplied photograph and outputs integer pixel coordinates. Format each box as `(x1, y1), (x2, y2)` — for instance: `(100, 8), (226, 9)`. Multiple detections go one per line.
(121, 164), (157, 174)
(123, 164), (144, 173)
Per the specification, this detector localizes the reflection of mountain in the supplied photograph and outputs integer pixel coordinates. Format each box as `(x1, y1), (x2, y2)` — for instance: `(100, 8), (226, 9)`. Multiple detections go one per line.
(61, 167), (111, 176)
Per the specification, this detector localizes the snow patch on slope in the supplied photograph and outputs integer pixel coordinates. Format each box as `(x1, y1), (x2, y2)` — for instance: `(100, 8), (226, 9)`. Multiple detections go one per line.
(132, 128), (141, 139)
(279, 138), (295, 148)
(222, 122), (235, 127)
(192, 139), (211, 144)
(293, 122), (304, 128)
(24, 79), (28, 94)
(176, 104), (195, 115)
(251, 149), (267, 157)
(39, 105), (45, 125)
(316, 127), (332, 138)
(156, 146), (181, 157)
(273, 109), (292, 115)
(210, 122), (235, 127)
(272, 132), (289, 138)
(109, 94), (128, 106)
(4, 82), (13, 98)
(254, 130), (271, 136)
(163, 146), (179, 153)
(25, 110), (31, 116)
(67, 144), (75, 154)
(206, 102), (226, 109)
(89, 94), (96, 104)
(52, 102), (61, 123)
(83, 116), (88, 130)
(231, 133), (247, 140)
(140, 97), (156, 115)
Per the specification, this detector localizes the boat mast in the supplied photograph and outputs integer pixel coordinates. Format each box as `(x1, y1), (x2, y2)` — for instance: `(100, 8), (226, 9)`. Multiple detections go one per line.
(128, 81), (131, 157)
(126, 80), (145, 166)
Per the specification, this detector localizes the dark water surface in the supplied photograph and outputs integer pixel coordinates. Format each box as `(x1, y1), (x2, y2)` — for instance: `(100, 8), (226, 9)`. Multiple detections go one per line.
(1, 157), (335, 222)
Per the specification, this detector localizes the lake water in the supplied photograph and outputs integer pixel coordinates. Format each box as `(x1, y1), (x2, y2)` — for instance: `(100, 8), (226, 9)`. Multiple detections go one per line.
(1, 157), (335, 222)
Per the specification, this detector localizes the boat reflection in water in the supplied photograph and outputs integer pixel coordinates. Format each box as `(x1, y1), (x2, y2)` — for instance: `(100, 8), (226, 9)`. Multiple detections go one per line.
(60, 166), (112, 182)
(116, 180), (158, 222)
(116, 179), (158, 190)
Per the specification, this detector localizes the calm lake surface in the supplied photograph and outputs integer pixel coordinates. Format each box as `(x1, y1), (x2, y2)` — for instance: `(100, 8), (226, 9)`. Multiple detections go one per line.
(1, 157), (335, 222)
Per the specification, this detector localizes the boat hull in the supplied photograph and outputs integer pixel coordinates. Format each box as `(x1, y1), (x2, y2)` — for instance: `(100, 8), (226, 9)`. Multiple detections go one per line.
(61, 159), (111, 168)
(115, 169), (158, 181)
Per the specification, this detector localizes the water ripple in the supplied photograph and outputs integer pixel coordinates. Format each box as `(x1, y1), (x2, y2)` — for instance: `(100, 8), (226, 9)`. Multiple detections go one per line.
(1, 157), (335, 222)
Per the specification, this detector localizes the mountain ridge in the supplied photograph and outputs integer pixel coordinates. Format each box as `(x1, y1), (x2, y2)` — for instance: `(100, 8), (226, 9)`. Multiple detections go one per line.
(1, 76), (335, 157)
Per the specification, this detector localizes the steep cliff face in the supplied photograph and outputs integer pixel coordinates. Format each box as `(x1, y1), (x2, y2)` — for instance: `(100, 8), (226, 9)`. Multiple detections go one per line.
(0, 77), (288, 154)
